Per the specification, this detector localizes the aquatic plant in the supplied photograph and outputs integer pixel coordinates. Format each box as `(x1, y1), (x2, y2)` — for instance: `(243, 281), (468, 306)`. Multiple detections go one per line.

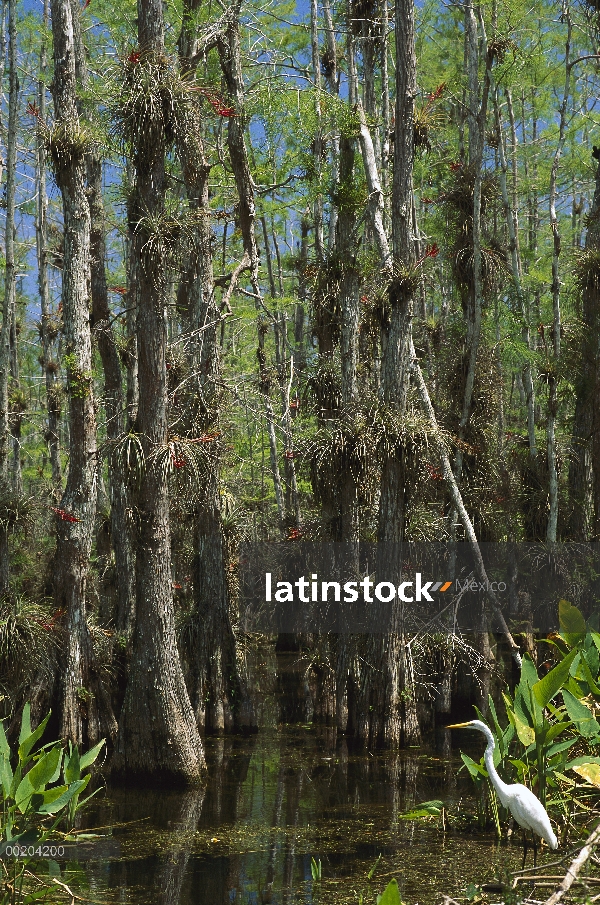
(0, 704), (105, 904)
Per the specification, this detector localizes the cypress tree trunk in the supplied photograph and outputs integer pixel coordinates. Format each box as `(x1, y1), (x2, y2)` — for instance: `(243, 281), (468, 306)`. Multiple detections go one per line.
(568, 149), (600, 539)
(175, 2), (255, 733)
(37, 0), (62, 492)
(370, 0), (420, 747)
(67, 0), (136, 635)
(111, 0), (205, 784)
(0, 0), (17, 594)
(49, 0), (116, 746)
(87, 157), (136, 636)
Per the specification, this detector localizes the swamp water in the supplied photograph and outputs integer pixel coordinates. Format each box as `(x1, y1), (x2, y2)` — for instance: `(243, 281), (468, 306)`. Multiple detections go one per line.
(61, 657), (558, 904)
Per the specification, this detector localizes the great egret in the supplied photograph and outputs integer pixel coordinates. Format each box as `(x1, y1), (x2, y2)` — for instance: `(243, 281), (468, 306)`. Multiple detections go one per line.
(448, 719), (558, 860)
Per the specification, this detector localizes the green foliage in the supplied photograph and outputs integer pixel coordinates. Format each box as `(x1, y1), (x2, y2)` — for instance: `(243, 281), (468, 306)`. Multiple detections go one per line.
(458, 603), (600, 839)
(0, 705), (105, 905)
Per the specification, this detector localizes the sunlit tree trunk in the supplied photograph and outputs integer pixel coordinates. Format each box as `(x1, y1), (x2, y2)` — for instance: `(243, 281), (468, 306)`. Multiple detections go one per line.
(112, 0), (205, 784)
(176, 2), (255, 733)
(0, 0), (17, 593)
(67, 0), (136, 636)
(36, 0), (62, 492)
(49, 0), (116, 746)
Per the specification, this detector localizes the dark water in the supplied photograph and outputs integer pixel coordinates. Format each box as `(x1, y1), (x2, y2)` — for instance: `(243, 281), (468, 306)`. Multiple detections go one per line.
(55, 655), (558, 905)
(60, 725), (559, 905)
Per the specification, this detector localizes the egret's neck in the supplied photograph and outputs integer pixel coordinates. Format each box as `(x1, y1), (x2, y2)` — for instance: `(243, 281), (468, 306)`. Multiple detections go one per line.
(483, 735), (510, 807)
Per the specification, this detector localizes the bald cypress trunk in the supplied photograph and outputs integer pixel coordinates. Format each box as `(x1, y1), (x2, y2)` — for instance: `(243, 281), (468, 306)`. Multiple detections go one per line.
(176, 2), (255, 734)
(111, 0), (205, 784)
(568, 150), (600, 539)
(0, 0), (17, 594)
(36, 0), (62, 493)
(49, 0), (117, 746)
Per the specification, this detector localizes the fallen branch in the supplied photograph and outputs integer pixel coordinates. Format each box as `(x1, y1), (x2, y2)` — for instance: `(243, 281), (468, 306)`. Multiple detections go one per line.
(543, 822), (600, 905)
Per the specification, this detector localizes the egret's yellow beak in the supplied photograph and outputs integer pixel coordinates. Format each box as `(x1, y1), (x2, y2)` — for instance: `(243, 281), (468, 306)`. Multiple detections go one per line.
(446, 722), (471, 728)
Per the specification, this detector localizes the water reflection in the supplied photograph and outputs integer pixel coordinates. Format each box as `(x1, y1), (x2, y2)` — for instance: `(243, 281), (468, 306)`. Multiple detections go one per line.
(73, 721), (551, 904)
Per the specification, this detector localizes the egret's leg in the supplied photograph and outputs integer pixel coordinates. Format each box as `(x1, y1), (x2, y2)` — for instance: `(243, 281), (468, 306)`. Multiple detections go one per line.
(532, 834), (537, 869)
(521, 831), (528, 871)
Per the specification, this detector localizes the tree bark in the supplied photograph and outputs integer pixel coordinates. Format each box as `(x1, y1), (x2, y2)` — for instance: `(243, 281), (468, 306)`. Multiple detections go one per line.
(547, 8), (572, 543)
(176, 1), (255, 733)
(67, 2), (136, 637)
(37, 0), (62, 492)
(49, 0), (116, 746)
(111, 0), (205, 785)
(0, 0), (17, 594)
(568, 149), (600, 539)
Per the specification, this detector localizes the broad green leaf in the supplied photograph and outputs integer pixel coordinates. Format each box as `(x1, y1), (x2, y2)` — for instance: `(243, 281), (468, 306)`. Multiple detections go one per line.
(546, 736), (577, 758)
(488, 695), (501, 733)
(19, 703), (31, 747)
(460, 753), (486, 778)
(580, 654), (600, 695)
(563, 688), (600, 737)
(401, 799), (443, 818)
(38, 777), (88, 814)
(512, 706), (535, 746)
(571, 763), (600, 788)
(18, 713), (50, 761)
(15, 773), (35, 813)
(34, 785), (69, 808)
(559, 601), (587, 646)
(27, 746), (61, 793)
(532, 649), (578, 708)
(65, 746), (80, 783)
(377, 879), (401, 905)
(79, 739), (105, 771)
(0, 754), (12, 798)
(545, 723), (572, 746)
(502, 692), (516, 727)
(514, 686), (533, 728)
(566, 756), (600, 769)
(0, 719), (9, 760)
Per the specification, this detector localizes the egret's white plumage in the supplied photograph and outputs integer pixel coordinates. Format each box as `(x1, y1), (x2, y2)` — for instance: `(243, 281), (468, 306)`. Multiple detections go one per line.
(448, 719), (558, 850)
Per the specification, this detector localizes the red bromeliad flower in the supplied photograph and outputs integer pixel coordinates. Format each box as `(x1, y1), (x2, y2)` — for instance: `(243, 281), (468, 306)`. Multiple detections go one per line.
(425, 463), (443, 481)
(51, 507), (81, 523)
(198, 88), (235, 117)
(287, 528), (302, 540)
(284, 450), (295, 459)
(449, 161), (462, 172)
(27, 101), (40, 118)
(128, 51), (141, 65)
(415, 243), (440, 268)
(171, 454), (186, 469)
(108, 286), (127, 295)
(421, 197), (435, 205)
(427, 82), (446, 103)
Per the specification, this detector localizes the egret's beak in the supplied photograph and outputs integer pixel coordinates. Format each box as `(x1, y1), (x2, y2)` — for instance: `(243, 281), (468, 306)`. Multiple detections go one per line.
(446, 722), (471, 729)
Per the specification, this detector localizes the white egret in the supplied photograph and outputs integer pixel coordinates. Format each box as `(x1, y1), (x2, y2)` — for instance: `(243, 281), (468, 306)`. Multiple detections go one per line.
(448, 719), (558, 860)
